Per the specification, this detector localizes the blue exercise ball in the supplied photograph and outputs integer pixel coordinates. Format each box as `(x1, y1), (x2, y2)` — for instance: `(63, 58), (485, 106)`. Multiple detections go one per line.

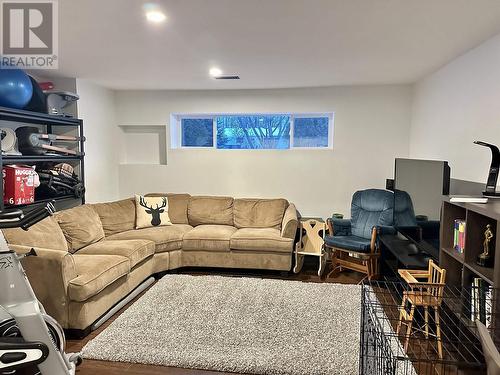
(0, 69), (33, 109)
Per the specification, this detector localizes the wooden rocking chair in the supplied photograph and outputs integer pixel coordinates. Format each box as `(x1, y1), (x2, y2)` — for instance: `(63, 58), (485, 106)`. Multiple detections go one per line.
(323, 189), (394, 282)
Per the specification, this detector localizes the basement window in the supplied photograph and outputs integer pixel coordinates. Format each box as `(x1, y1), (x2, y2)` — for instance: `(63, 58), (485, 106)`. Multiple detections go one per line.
(217, 115), (290, 149)
(181, 118), (214, 147)
(171, 113), (334, 149)
(293, 116), (329, 148)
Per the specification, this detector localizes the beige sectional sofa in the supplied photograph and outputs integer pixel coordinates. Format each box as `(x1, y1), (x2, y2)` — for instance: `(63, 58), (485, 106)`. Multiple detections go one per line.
(2, 194), (298, 334)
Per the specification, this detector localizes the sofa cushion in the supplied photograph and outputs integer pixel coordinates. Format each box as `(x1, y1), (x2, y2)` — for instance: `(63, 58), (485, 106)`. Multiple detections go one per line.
(68, 254), (130, 302)
(77, 239), (155, 268)
(146, 193), (191, 224)
(2, 216), (68, 251)
(107, 224), (193, 253)
(188, 196), (234, 226)
(135, 195), (172, 229)
(183, 224), (237, 252)
(230, 228), (293, 253)
(91, 198), (136, 237)
(55, 205), (105, 253)
(233, 198), (288, 230)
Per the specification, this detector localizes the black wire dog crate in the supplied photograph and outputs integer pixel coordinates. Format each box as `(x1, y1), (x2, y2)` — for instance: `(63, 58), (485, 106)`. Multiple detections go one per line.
(360, 281), (497, 375)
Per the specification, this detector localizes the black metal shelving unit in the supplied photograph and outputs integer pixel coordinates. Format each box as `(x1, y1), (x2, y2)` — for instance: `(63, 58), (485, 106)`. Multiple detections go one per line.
(3, 155), (82, 163)
(0, 106), (85, 211)
(0, 106), (81, 126)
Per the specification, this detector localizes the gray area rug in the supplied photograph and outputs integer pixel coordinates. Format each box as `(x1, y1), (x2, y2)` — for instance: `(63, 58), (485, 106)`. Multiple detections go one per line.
(82, 275), (361, 375)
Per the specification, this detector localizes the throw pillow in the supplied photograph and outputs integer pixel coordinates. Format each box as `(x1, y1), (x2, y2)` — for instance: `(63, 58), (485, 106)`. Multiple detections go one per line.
(55, 205), (105, 253)
(135, 195), (172, 229)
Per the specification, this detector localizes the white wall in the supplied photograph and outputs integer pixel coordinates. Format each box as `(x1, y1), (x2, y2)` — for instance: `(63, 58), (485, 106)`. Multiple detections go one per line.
(76, 79), (122, 202)
(72, 30), (500, 213)
(115, 85), (412, 217)
(410, 33), (500, 186)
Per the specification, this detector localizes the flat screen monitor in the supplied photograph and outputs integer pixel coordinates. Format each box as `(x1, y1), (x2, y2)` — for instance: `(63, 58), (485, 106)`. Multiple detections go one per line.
(393, 158), (450, 260)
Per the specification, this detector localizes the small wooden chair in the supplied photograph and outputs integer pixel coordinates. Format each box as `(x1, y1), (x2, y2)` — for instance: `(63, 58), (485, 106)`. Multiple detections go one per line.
(396, 260), (446, 359)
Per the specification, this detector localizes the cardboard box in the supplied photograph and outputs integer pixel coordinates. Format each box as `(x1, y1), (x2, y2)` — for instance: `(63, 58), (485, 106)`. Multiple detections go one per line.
(3, 165), (35, 205)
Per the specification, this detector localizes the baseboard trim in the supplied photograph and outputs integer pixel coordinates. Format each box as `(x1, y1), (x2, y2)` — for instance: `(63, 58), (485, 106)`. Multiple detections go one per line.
(90, 276), (156, 331)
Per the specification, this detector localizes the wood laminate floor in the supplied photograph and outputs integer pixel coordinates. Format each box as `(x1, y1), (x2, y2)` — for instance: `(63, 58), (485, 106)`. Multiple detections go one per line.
(66, 261), (363, 375)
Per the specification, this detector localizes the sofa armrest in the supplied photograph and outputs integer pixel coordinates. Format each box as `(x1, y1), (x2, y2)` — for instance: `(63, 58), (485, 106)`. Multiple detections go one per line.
(9, 244), (76, 327)
(281, 203), (298, 239)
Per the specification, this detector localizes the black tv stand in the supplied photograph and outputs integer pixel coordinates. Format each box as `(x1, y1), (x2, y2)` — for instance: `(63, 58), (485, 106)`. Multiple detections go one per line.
(407, 250), (429, 257)
(406, 244), (430, 257)
(379, 233), (436, 280)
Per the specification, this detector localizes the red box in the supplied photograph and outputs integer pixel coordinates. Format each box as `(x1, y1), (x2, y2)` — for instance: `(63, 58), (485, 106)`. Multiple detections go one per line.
(3, 165), (35, 205)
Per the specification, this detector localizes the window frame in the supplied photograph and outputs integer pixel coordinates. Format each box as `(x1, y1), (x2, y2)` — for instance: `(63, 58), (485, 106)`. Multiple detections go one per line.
(170, 112), (334, 150)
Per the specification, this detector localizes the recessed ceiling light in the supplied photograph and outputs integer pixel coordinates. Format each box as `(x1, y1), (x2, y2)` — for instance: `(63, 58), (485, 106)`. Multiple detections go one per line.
(146, 10), (166, 23)
(209, 67), (223, 77)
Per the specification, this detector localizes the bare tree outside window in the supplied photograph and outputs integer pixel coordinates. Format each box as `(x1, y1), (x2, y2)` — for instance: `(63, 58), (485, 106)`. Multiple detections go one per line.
(217, 115), (290, 149)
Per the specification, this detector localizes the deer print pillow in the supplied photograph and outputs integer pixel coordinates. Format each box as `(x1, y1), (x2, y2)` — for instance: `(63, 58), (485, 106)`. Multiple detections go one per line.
(135, 195), (172, 229)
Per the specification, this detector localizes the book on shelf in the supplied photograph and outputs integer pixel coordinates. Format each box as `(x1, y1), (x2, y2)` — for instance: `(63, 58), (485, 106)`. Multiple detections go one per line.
(470, 277), (492, 328)
(450, 195), (488, 203)
(453, 219), (466, 254)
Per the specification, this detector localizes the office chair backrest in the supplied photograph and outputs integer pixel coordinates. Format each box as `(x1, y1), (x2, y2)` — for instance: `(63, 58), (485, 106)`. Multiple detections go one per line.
(351, 189), (394, 239)
(477, 321), (500, 375)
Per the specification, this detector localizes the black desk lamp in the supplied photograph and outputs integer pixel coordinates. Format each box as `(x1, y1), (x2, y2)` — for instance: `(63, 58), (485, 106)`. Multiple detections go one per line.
(474, 141), (500, 197)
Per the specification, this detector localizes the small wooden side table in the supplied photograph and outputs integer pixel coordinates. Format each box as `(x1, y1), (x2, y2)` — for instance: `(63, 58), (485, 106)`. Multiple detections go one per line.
(293, 217), (327, 277)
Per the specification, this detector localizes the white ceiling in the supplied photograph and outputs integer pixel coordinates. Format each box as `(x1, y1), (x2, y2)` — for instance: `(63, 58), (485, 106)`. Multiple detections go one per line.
(44, 0), (500, 90)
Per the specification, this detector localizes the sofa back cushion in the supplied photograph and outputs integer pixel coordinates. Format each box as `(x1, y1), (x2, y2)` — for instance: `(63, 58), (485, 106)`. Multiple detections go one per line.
(55, 205), (105, 253)
(91, 198), (136, 237)
(233, 198), (288, 230)
(188, 196), (234, 226)
(2, 216), (68, 251)
(145, 193), (190, 224)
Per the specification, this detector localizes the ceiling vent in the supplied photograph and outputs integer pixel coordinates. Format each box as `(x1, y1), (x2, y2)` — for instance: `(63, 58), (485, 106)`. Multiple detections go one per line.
(215, 75), (240, 80)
